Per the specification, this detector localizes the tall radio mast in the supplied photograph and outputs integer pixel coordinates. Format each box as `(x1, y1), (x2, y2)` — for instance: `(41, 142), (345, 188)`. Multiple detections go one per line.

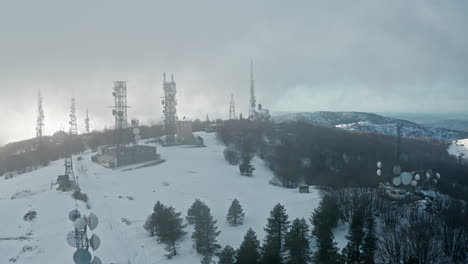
(36, 92), (45, 138)
(249, 58), (256, 119)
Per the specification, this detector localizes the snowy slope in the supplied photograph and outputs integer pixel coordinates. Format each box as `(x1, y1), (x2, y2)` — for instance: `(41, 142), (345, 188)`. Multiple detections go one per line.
(0, 132), (338, 264)
(273, 111), (468, 141)
(448, 139), (468, 161)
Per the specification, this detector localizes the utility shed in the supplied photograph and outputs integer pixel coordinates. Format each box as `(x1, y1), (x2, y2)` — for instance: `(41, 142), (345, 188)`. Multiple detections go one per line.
(176, 121), (194, 144)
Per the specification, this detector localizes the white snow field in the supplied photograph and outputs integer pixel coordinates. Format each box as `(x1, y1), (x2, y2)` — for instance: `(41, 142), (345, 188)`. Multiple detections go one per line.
(448, 138), (468, 160)
(0, 132), (338, 264)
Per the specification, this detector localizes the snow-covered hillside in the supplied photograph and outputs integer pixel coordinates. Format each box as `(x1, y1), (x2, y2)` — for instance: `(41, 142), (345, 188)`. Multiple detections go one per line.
(448, 139), (468, 161)
(273, 112), (468, 142)
(0, 133), (335, 264)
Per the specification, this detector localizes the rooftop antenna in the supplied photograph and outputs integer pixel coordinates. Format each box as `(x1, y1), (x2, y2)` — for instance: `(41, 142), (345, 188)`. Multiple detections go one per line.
(65, 97), (78, 187)
(36, 91), (45, 138)
(69, 97), (78, 136)
(67, 210), (102, 264)
(249, 58), (256, 119)
(229, 93), (236, 120)
(161, 73), (178, 144)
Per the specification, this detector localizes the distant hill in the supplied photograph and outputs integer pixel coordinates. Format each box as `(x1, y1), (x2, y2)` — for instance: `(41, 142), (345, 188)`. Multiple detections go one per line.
(423, 119), (468, 132)
(272, 111), (468, 142)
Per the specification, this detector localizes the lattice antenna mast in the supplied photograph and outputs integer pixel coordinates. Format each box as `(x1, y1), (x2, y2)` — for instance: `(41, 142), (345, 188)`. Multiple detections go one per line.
(162, 73), (177, 144)
(112, 81), (130, 147)
(36, 91), (45, 138)
(229, 94), (236, 120)
(249, 58), (256, 119)
(85, 109), (90, 133)
(69, 97), (78, 136)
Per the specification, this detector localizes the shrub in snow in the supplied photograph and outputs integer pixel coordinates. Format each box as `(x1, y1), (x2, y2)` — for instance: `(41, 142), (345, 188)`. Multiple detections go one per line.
(23, 210), (37, 222)
(72, 190), (89, 203)
(226, 199), (245, 226)
(224, 146), (240, 165)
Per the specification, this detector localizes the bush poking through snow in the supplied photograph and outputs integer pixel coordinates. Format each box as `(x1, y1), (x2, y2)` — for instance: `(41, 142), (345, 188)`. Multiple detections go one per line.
(23, 211), (37, 222)
(72, 190), (89, 203)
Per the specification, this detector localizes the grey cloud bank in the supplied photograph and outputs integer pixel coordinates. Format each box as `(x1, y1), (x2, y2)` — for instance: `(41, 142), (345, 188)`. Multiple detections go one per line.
(1, 0), (467, 143)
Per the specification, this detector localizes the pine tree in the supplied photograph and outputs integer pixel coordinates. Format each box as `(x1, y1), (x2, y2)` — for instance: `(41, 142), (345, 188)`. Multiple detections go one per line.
(187, 199), (208, 225)
(144, 201), (165, 236)
(361, 215), (377, 264)
(311, 195), (341, 264)
(236, 228), (261, 264)
(227, 199), (245, 226)
(344, 207), (365, 263)
(284, 218), (311, 264)
(156, 206), (187, 258)
(239, 155), (255, 176)
(260, 203), (290, 264)
(218, 245), (236, 264)
(192, 205), (221, 255)
(201, 254), (214, 264)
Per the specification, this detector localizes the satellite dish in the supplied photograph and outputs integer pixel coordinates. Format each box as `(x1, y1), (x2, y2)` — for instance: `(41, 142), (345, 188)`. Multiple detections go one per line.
(88, 213), (99, 231)
(69, 209), (81, 222)
(433, 179), (438, 184)
(392, 177), (401, 186)
(89, 234), (101, 251)
(414, 174), (420, 181)
(426, 172), (430, 179)
(400, 172), (412, 185)
(135, 135), (142, 142)
(73, 249), (92, 264)
(92, 256), (103, 264)
(377, 161), (382, 169)
(436, 173), (441, 179)
(393, 165), (402, 176)
(411, 180), (417, 187)
(66, 231), (79, 248)
(133, 128), (140, 135)
(74, 217), (87, 230)
(376, 169), (382, 177)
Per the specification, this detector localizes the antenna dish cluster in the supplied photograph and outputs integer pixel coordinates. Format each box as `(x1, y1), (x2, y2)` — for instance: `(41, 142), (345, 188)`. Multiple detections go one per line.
(67, 209), (102, 264)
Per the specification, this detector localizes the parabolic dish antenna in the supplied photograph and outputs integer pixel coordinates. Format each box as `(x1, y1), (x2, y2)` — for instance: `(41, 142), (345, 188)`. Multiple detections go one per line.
(376, 169), (382, 177)
(92, 256), (103, 264)
(74, 217), (87, 230)
(88, 213), (99, 231)
(377, 161), (382, 169)
(400, 172), (412, 185)
(73, 249), (92, 264)
(89, 234), (101, 251)
(436, 173), (441, 179)
(414, 174), (420, 181)
(69, 209), (81, 222)
(392, 177), (401, 186)
(411, 180), (417, 187)
(66, 231), (79, 248)
(133, 127), (140, 135)
(393, 165), (402, 176)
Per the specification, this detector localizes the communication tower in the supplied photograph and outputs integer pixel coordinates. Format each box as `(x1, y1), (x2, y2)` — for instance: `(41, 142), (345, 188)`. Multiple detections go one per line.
(162, 73), (178, 144)
(229, 94), (236, 120)
(249, 58), (257, 119)
(36, 91), (45, 138)
(85, 109), (90, 133)
(69, 97), (78, 136)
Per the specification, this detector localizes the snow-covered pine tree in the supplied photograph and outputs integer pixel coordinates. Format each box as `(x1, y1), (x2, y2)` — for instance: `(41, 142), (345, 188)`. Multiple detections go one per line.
(344, 206), (365, 263)
(155, 205), (187, 258)
(191, 205), (221, 255)
(260, 203), (290, 264)
(227, 199), (245, 226)
(284, 218), (311, 264)
(236, 228), (261, 264)
(187, 199), (208, 225)
(218, 245), (236, 264)
(200, 254), (214, 264)
(361, 215), (377, 264)
(143, 201), (165, 236)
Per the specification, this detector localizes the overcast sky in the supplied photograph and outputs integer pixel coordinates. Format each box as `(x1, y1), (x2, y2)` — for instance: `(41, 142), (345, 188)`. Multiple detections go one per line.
(1, 0), (467, 144)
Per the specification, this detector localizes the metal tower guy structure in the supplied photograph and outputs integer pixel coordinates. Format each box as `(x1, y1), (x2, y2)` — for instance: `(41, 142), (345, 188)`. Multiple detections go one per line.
(249, 58), (257, 119)
(36, 91), (45, 138)
(69, 97), (78, 136)
(85, 109), (90, 133)
(229, 93), (236, 120)
(162, 73), (177, 144)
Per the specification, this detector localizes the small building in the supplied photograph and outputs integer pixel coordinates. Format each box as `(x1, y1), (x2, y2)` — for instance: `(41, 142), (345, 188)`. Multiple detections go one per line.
(176, 121), (194, 144)
(94, 145), (159, 168)
(299, 185), (310, 193)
